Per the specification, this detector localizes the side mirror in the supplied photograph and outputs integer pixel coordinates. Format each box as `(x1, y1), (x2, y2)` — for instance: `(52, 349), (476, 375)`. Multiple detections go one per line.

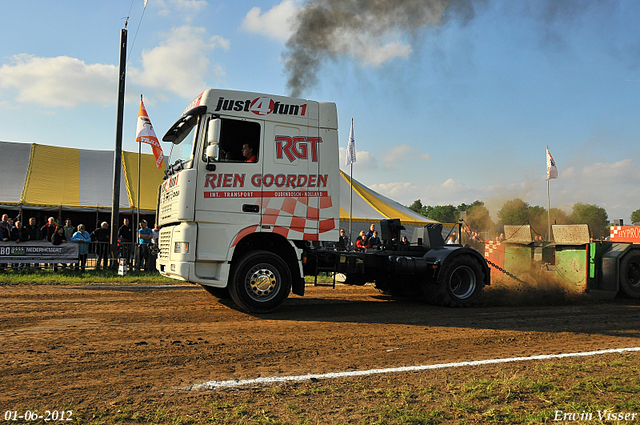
(205, 144), (219, 161)
(207, 118), (221, 145)
(205, 118), (221, 170)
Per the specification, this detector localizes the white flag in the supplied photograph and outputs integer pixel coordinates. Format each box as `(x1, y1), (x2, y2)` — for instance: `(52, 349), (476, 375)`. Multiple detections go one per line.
(546, 146), (558, 180)
(345, 119), (356, 166)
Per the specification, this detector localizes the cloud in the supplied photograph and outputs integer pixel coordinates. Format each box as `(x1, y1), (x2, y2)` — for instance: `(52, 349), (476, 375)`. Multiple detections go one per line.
(0, 54), (116, 107)
(383, 143), (431, 164)
(332, 31), (413, 67)
(131, 26), (230, 97)
(242, 0), (300, 42)
(367, 157), (640, 223)
(0, 25), (229, 107)
(156, 0), (208, 19)
(338, 146), (377, 170)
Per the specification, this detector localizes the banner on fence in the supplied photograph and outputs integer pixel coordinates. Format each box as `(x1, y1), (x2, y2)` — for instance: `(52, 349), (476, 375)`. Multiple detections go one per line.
(0, 242), (79, 263)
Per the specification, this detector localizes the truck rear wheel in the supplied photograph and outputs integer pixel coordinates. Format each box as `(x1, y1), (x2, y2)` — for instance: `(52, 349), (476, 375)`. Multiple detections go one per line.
(229, 250), (291, 313)
(422, 255), (484, 307)
(620, 252), (640, 298)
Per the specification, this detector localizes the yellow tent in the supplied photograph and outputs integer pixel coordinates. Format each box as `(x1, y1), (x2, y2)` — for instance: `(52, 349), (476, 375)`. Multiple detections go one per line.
(2, 141), (164, 213)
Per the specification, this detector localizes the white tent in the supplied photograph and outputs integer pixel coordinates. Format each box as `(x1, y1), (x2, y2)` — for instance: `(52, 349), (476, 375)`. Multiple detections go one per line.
(338, 170), (439, 240)
(0, 141), (164, 213)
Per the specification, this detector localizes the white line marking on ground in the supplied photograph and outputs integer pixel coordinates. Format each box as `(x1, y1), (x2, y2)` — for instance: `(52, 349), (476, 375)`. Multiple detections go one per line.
(188, 347), (640, 390)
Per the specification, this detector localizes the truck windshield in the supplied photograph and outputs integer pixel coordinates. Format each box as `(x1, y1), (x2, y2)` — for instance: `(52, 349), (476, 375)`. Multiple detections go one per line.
(166, 113), (200, 169)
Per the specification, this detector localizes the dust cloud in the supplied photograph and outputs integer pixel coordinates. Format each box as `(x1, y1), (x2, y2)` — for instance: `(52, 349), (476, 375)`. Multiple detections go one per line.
(480, 266), (588, 307)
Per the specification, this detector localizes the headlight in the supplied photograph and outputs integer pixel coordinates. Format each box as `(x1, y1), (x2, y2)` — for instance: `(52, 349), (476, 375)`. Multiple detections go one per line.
(174, 242), (189, 254)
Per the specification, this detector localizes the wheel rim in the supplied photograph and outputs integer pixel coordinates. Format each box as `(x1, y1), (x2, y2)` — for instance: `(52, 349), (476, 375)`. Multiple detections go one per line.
(448, 265), (477, 300)
(245, 263), (280, 302)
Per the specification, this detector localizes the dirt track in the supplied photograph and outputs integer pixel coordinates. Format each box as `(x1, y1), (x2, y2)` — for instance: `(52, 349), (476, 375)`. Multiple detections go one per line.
(2, 282), (640, 423)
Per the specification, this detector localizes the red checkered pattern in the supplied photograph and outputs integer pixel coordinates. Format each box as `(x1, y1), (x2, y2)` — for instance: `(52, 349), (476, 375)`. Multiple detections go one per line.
(610, 226), (640, 243)
(231, 195), (336, 246)
(484, 241), (505, 269)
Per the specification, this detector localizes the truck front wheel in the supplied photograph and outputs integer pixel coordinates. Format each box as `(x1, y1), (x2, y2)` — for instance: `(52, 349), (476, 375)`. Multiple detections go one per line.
(620, 252), (640, 298)
(229, 250), (292, 313)
(422, 255), (485, 307)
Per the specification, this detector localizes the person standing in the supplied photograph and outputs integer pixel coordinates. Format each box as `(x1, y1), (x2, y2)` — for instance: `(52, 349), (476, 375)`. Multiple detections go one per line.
(51, 226), (67, 272)
(137, 220), (153, 271)
(41, 217), (57, 242)
(71, 224), (91, 272)
(63, 219), (75, 241)
(91, 222), (110, 269)
(337, 229), (349, 251)
(23, 217), (42, 241)
(152, 224), (159, 245)
(23, 217), (42, 269)
(9, 220), (22, 242)
(117, 218), (133, 262)
(365, 224), (375, 244)
(1, 214), (10, 241)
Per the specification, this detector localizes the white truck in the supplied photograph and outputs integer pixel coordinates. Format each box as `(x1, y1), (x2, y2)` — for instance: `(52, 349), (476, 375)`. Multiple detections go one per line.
(156, 89), (489, 313)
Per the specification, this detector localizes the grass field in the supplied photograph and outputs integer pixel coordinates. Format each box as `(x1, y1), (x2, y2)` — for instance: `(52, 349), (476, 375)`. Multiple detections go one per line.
(14, 352), (640, 424)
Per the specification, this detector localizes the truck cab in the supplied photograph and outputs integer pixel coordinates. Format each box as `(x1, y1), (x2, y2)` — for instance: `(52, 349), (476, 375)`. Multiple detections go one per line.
(156, 89), (339, 312)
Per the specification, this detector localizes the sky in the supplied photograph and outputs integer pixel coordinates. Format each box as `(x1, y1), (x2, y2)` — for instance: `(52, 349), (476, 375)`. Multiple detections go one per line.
(1, 0), (639, 226)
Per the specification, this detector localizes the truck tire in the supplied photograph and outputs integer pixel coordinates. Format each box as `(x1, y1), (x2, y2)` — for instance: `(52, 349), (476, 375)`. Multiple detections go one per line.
(422, 254), (485, 307)
(619, 252), (640, 298)
(201, 285), (230, 299)
(228, 250), (291, 313)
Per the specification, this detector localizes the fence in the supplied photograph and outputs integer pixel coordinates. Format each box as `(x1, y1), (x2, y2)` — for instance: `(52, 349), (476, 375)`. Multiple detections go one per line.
(0, 241), (158, 272)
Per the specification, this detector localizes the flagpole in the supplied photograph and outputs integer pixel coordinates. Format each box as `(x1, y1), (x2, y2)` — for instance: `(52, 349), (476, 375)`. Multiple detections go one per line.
(349, 162), (353, 249)
(349, 119), (354, 250)
(547, 179), (551, 241)
(136, 94), (142, 269)
(546, 145), (551, 241)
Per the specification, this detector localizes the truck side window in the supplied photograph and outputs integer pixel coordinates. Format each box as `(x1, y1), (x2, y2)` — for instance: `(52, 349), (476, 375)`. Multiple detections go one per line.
(205, 118), (260, 163)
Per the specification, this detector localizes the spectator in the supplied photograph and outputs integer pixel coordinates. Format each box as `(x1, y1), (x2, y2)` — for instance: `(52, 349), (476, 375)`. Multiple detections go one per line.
(23, 217), (42, 241)
(71, 224), (91, 272)
(1, 214), (10, 241)
(355, 230), (367, 251)
(337, 229), (349, 251)
(91, 222), (110, 270)
(51, 226), (67, 271)
(9, 220), (22, 242)
(446, 235), (456, 245)
(63, 218), (75, 241)
(41, 217), (57, 242)
(152, 224), (160, 245)
(150, 223), (160, 271)
(137, 220), (153, 271)
(118, 218), (133, 261)
(368, 230), (381, 248)
(365, 224), (375, 242)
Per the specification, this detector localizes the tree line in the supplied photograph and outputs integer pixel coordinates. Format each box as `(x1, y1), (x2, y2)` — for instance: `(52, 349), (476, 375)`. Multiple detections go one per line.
(408, 199), (640, 240)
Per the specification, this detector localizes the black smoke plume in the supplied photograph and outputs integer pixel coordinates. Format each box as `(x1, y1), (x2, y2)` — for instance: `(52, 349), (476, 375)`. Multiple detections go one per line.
(283, 0), (482, 97)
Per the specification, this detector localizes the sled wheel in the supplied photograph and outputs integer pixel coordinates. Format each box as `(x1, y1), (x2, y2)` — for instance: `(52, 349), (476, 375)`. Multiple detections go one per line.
(422, 254), (485, 307)
(620, 252), (640, 298)
(229, 250), (291, 313)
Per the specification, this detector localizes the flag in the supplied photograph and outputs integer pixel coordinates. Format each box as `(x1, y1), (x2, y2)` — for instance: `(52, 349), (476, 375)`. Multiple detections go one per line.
(546, 146), (558, 180)
(136, 97), (164, 169)
(345, 119), (356, 166)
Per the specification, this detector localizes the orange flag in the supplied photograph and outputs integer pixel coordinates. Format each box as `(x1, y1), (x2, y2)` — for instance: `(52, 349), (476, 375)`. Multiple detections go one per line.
(136, 98), (164, 169)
